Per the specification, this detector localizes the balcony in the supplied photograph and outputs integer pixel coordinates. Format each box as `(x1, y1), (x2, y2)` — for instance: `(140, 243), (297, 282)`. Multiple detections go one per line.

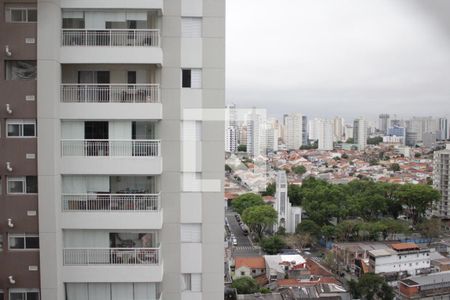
(62, 193), (160, 211)
(62, 247), (163, 282)
(61, 139), (160, 157)
(60, 29), (163, 64)
(60, 140), (162, 175)
(63, 247), (160, 265)
(61, 29), (160, 47)
(61, 84), (160, 103)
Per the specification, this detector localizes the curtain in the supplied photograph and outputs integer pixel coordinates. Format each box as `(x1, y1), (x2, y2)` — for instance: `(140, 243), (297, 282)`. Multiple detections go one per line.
(190, 69), (202, 89)
(62, 176), (87, 193)
(61, 121), (84, 139)
(86, 176), (110, 192)
(62, 11), (84, 19)
(84, 12), (107, 28)
(134, 283), (156, 300)
(66, 283), (88, 300)
(89, 283), (111, 300)
(63, 230), (109, 247)
(181, 18), (202, 38)
(111, 283), (133, 300)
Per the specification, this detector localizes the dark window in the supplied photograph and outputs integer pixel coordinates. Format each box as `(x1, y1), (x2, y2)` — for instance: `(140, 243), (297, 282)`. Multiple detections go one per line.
(128, 71), (137, 84)
(27, 9), (37, 22)
(182, 69), (191, 88)
(26, 176), (38, 193)
(84, 121), (109, 139)
(25, 236), (39, 249)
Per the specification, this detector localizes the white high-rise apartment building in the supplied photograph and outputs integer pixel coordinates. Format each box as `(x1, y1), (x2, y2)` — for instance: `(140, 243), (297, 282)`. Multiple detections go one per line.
(247, 109), (266, 157)
(439, 117), (449, 140)
(37, 1), (225, 299)
(353, 118), (368, 150)
(332, 116), (345, 142)
(266, 118), (279, 152)
(318, 119), (334, 151)
(274, 171), (301, 233)
(285, 113), (306, 150)
(225, 104), (238, 152)
(433, 145), (450, 218)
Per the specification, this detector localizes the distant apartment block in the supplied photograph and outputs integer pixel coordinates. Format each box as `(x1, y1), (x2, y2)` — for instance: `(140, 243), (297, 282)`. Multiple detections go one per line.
(433, 145), (450, 219)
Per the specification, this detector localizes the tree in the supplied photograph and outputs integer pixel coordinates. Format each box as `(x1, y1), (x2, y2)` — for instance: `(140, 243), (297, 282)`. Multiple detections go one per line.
(231, 193), (264, 215)
(414, 152), (421, 158)
(242, 205), (277, 240)
(237, 144), (247, 152)
(295, 220), (321, 238)
(225, 164), (232, 173)
(293, 165), (307, 175)
(261, 182), (276, 197)
(321, 225), (336, 241)
(260, 235), (286, 254)
(346, 138), (354, 144)
(231, 277), (259, 294)
(341, 153), (349, 159)
(389, 163), (400, 172)
(288, 184), (303, 206)
(350, 273), (394, 300)
(367, 136), (383, 145)
(417, 218), (441, 238)
(283, 233), (312, 251)
(395, 184), (440, 224)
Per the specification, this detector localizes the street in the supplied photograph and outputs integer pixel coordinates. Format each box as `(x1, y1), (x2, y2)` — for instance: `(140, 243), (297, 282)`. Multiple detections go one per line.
(226, 210), (261, 257)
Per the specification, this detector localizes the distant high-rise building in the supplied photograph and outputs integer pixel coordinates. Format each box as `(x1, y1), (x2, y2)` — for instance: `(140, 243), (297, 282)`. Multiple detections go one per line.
(407, 117), (438, 141)
(433, 145), (450, 218)
(308, 117), (322, 141)
(406, 130), (419, 147)
(225, 104), (238, 152)
(318, 119), (334, 151)
(423, 132), (438, 148)
(344, 125), (354, 142)
(438, 117), (449, 140)
(379, 114), (390, 134)
(285, 113), (306, 150)
(274, 171), (302, 233)
(266, 118), (279, 152)
(247, 109), (266, 156)
(239, 125), (248, 146)
(353, 118), (368, 150)
(387, 126), (406, 145)
(333, 116), (345, 142)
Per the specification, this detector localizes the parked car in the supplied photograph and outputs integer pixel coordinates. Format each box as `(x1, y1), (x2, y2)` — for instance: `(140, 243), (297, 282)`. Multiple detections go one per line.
(232, 238), (238, 246)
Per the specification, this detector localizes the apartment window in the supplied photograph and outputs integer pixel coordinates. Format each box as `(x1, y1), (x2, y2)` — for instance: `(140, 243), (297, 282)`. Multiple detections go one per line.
(181, 224), (202, 243)
(8, 234), (39, 250)
(181, 17), (202, 38)
(0, 290), (3, 300)
(7, 176), (38, 194)
(5, 6), (37, 23)
(0, 235), (3, 251)
(5, 61), (37, 80)
(181, 274), (202, 292)
(7, 120), (36, 137)
(9, 289), (39, 300)
(182, 69), (202, 88)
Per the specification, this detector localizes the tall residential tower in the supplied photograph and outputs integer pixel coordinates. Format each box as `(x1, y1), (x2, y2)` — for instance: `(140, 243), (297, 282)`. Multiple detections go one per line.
(2, 1), (226, 300)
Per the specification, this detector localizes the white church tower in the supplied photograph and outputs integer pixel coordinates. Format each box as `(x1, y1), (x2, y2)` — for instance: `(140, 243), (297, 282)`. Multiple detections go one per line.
(275, 171), (302, 233)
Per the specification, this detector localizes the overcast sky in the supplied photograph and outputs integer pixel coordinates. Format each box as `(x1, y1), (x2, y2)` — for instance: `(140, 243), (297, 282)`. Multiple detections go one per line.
(226, 0), (450, 122)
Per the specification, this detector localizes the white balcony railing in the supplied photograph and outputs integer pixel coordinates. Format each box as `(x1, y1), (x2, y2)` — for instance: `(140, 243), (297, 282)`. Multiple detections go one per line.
(61, 139), (161, 157)
(62, 193), (161, 211)
(63, 247), (160, 265)
(61, 29), (160, 47)
(61, 84), (160, 103)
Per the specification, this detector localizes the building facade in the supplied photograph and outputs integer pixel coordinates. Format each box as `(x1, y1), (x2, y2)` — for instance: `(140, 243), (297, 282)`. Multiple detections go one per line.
(318, 119), (333, 151)
(433, 145), (450, 218)
(353, 118), (367, 150)
(0, 1), (40, 299)
(274, 171), (301, 233)
(34, 1), (225, 300)
(284, 113), (306, 150)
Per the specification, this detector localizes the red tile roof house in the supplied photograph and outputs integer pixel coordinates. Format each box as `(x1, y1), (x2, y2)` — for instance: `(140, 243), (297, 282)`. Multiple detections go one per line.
(233, 256), (266, 280)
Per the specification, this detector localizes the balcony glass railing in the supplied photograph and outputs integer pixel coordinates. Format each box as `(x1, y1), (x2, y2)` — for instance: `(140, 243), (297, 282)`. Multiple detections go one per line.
(61, 84), (160, 103)
(62, 193), (160, 211)
(61, 29), (160, 47)
(63, 247), (160, 265)
(61, 139), (161, 157)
